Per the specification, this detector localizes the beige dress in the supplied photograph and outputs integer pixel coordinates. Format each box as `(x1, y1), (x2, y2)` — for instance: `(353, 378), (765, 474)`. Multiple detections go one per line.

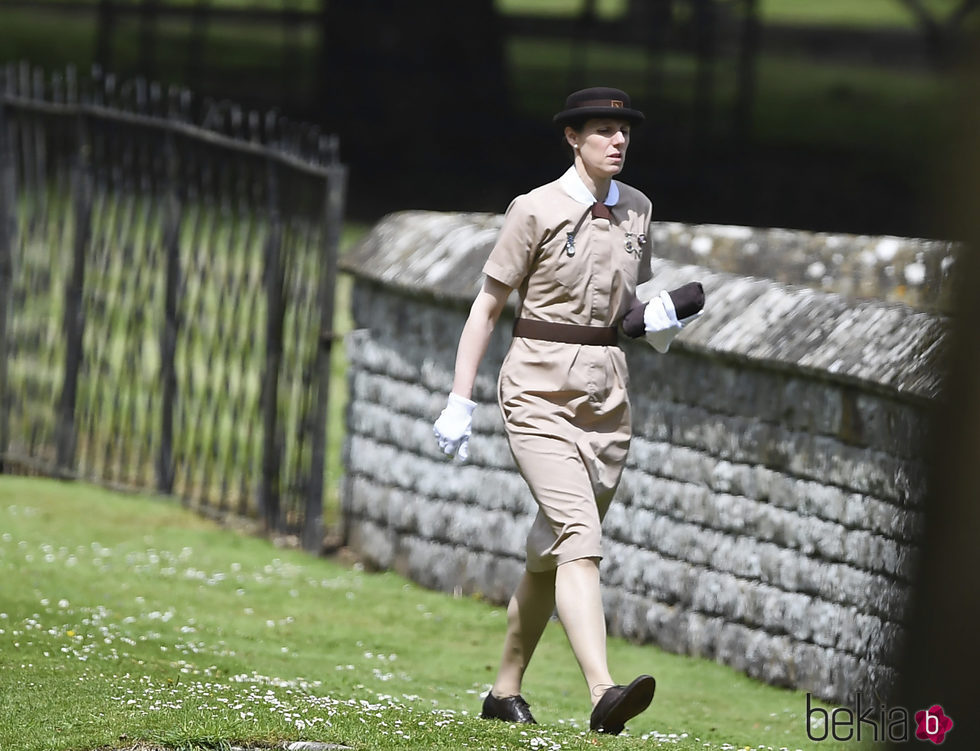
(483, 167), (653, 572)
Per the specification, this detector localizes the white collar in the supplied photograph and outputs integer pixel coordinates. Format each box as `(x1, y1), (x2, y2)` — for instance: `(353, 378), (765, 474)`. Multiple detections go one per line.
(558, 166), (620, 207)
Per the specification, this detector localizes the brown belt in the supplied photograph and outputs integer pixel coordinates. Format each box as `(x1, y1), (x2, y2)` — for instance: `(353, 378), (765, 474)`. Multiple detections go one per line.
(512, 318), (619, 346)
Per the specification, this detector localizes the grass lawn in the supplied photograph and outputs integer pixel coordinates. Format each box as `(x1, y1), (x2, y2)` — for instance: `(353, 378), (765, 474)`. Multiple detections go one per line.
(495, 0), (968, 28)
(0, 0), (958, 194)
(0, 475), (854, 751)
(325, 267), (355, 528)
(15, 0), (951, 26)
(504, 37), (955, 155)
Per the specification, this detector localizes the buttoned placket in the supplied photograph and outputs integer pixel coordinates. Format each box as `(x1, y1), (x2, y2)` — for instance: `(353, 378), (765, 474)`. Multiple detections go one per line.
(589, 215), (612, 324)
(587, 212), (614, 404)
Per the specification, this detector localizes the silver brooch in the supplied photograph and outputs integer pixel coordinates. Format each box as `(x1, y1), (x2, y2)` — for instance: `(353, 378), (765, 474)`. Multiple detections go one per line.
(624, 232), (646, 257)
(564, 232), (576, 257)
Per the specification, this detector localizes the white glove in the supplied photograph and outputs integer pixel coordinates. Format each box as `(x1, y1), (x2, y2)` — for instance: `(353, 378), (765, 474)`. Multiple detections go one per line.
(433, 393), (477, 461)
(644, 289), (702, 353)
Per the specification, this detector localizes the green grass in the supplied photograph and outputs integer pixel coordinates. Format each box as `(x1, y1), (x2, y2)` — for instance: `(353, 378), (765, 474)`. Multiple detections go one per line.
(495, 0), (969, 28)
(0, 475), (854, 751)
(758, 0), (967, 29)
(13, 0), (971, 32)
(15, 0), (967, 27)
(0, 8), (320, 102)
(325, 269), (355, 529)
(0, 1), (959, 176)
(496, 0), (628, 20)
(505, 36), (954, 179)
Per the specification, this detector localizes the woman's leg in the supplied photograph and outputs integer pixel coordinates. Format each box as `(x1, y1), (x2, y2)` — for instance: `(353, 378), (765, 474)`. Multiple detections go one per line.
(554, 556), (615, 706)
(491, 567), (557, 697)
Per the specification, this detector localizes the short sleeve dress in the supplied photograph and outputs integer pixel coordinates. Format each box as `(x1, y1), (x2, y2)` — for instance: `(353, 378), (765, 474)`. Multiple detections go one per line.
(483, 166), (653, 572)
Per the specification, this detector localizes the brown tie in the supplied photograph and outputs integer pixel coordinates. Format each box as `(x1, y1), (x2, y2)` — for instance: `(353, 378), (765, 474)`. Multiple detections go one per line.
(591, 202), (613, 221)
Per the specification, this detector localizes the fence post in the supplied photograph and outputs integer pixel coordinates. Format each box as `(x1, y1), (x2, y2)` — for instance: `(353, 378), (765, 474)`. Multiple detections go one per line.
(259, 156), (284, 533)
(56, 105), (93, 476)
(0, 97), (14, 473)
(157, 130), (180, 494)
(302, 157), (347, 553)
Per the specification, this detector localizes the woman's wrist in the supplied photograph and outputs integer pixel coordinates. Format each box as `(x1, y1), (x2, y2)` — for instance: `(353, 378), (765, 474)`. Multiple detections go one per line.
(448, 392), (477, 412)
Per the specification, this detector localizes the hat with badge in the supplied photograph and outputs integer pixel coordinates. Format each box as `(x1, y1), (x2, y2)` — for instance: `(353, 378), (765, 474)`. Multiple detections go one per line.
(553, 86), (645, 127)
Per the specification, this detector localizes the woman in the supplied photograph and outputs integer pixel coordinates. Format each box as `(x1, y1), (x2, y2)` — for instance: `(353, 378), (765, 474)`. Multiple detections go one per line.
(433, 87), (702, 734)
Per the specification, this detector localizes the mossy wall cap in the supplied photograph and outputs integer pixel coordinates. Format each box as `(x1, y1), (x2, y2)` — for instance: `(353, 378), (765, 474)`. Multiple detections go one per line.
(553, 86), (645, 126)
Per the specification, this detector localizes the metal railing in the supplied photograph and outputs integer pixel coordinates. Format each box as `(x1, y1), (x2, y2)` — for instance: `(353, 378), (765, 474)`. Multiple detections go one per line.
(0, 63), (346, 551)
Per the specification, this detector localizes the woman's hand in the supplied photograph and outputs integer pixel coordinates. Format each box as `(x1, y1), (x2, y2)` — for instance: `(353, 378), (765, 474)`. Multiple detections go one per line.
(433, 393), (477, 460)
(622, 282), (705, 353)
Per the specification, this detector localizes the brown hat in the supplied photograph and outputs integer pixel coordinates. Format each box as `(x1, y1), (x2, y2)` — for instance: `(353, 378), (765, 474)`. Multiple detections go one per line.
(553, 87), (645, 127)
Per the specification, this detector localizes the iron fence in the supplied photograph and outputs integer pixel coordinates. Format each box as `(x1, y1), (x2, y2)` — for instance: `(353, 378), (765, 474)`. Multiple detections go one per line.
(0, 63), (346, 551)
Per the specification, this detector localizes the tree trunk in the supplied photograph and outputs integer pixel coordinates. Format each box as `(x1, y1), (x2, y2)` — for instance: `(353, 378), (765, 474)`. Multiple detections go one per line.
(890, 43), (980, 750)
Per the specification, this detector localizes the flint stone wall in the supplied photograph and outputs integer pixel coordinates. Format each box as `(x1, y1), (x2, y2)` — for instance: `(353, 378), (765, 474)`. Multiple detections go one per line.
(339, 210), (950, 705)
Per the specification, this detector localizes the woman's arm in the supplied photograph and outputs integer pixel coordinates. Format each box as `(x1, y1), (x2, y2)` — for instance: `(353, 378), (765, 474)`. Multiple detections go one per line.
(450, 276), (513, 399)
(433, 276), (513, 460)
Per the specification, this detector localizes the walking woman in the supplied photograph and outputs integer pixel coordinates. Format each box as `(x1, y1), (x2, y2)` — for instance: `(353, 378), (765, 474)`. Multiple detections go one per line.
(433, 87), (703, 734)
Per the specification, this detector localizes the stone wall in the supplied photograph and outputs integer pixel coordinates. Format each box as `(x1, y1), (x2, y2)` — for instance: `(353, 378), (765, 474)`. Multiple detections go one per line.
(646, 222), (958, 315)
(338, 210), (950, 704)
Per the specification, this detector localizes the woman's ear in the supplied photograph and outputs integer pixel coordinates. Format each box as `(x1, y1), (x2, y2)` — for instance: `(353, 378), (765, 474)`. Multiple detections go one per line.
(564, 126), (579, 150)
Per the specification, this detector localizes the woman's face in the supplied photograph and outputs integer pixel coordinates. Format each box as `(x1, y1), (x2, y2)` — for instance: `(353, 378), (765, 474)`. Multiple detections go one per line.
(566, 118), (632, 179)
